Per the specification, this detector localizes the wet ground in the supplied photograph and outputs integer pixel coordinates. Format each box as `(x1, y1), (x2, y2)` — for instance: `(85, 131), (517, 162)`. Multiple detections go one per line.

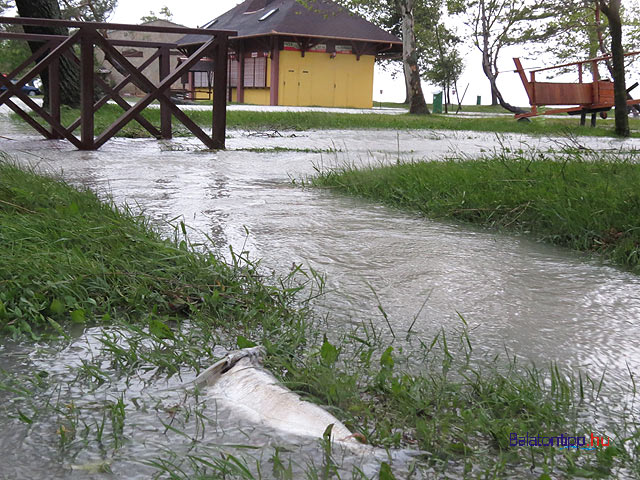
(1, 106), (640, 478)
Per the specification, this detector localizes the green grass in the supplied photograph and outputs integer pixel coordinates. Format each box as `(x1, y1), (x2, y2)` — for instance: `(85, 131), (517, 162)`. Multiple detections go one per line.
(14, 102), (640, 139)
(1, 157), (638, 477)
(376, 101), (510, 113)
(312, 150), (640, 274)
(0, 158), (298, 343)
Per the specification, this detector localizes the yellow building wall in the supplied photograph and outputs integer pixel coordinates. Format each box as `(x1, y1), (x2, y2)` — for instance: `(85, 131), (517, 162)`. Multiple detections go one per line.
(278, 50), (374, 108)
(195, 86), (271, 103)
(196, 54), (375, 108)
(231, 88), (271, 104)
(194, 87), (212, 100)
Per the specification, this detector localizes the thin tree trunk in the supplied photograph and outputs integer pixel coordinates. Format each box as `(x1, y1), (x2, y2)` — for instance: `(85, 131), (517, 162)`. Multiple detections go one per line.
(16, 0), (81, 109)
(490, 89), (498, 105)
(594, 1), (640, 115)
(403, 74), (410, 104)
(444, 82), (450, 113)
(599, 0), (629, 136)
(399, 0), (429, 114)
(478, 0), (523, 113)
(480, 47), (524, 113)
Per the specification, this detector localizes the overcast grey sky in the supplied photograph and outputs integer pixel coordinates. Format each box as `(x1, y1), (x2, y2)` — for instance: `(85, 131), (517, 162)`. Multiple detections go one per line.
(110, 1), (242, 28)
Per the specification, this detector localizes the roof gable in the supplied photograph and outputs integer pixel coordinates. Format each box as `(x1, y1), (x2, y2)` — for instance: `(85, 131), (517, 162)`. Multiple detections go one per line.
(180, 0), (400, 45)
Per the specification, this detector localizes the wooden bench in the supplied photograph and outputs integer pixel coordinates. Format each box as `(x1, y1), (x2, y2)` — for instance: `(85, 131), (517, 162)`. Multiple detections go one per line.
(513, 56), (638, 126)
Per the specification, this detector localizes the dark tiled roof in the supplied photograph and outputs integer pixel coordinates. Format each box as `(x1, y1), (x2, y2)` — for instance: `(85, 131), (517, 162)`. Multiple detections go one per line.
(178, 0), (401, 46)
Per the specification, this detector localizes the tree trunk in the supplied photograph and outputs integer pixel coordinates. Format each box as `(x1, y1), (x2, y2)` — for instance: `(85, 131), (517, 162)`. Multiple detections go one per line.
(16, 0), (81, 108)
(490, 89), (498, 106)
(480, 47), (524, 113)
(403, 74), (410, 104)
(399, 0), (429, 114)
(599, 0), (629, 136)
(478, 0), (523, 114)
(595, 0), (639, 118)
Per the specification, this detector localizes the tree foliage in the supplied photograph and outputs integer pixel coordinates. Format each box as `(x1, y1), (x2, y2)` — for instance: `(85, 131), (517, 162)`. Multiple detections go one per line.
(1, 0), (117, 75)
(0, 1), (31, 75)
(537, 0), (634, 135)
(335, 0), (431, 113)
(2, 0), (117, 22)
(140, 6), (173, 24)
(419, 24), (464, 110)
(373, 0), (464, 108)
(58, 0), (117, 22)
(449, 0), (570, 112)
(547, 0), (639, 68)
(14, 0), (81, 107)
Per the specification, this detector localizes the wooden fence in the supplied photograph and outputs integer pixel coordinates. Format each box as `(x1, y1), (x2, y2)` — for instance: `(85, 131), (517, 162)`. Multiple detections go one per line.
(0, 17), (235, 149)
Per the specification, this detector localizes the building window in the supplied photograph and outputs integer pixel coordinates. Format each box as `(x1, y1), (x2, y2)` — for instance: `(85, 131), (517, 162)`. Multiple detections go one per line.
(228, 55), (267, 88)
(228, 57), (239, 88)
(193, 71), (212, 88)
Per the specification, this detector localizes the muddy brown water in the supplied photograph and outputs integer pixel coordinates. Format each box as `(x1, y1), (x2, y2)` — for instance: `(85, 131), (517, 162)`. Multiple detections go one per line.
(1, 110), (640, 478)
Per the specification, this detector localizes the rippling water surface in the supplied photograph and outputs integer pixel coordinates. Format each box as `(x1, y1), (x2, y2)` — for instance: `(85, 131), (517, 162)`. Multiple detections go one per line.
(1, 111), (639, 477)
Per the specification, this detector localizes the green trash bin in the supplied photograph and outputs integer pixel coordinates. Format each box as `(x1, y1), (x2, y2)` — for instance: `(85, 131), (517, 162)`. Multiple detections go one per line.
(433, 92), (443, 113)
(476, 95), (482, 105)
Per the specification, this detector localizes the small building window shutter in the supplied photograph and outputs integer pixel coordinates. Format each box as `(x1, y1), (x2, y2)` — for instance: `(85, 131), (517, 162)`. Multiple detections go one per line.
(244, 57), (255, 88)
(228, 58), (238, 88)
(241, 56), (267, 88)
(254, 57), (266, 87)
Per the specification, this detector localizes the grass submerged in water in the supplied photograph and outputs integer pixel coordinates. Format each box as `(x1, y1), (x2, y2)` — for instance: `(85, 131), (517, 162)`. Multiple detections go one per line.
(312, 148), (640, 275)
(0, 157), (638, 478)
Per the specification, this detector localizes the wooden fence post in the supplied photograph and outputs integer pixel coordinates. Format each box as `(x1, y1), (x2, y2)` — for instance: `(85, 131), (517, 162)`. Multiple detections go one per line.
(159, 45), (172, 139)
(80, 28), (95, 150)
(212, 35), (229, 149)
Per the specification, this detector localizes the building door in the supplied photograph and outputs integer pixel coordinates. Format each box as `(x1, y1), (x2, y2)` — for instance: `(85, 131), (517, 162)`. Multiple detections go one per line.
(333, 64), (348, 107)
(298, 68), (312, 106)
(282, 68), (298, 105)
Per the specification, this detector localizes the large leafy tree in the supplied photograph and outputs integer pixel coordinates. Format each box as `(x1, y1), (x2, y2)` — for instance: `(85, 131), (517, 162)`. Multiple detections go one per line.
(419, 24), (464, 111)
(377, 0), (463, 109)
(6, 0), (117, 107)
(542, 0), (634, 135)
(449, 0), (567, 113)
(399, 0), (431, 113)
(337, 0), (431, 114)
(0, 1), (32, 74)
(547, 1), (639, 81)
(15, 0), (81, 108)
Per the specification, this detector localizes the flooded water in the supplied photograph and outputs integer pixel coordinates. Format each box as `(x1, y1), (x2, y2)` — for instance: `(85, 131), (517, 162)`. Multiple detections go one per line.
(1, 108), (640, 478)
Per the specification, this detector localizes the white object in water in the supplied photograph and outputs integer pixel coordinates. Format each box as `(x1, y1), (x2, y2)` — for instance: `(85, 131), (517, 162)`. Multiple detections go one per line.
(192, 346), (358, 444)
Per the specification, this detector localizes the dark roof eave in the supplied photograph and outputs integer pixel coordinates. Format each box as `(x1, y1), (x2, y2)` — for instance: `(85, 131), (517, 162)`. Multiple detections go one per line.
(180, 31), (402, 48)
(246, 31), (402, 45)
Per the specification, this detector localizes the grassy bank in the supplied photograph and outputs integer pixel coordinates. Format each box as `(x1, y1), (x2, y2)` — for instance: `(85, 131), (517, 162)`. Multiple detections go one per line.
(1, 158), (638, 477)
(14, 103), (640, 139)
(376, 101), (511, 113)
(312, 151), (640, 274)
